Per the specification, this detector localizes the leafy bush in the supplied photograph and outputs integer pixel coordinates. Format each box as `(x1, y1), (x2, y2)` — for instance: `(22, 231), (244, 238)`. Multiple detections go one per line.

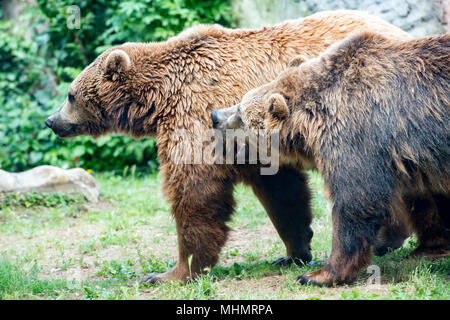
(37, 0), (233, 67)
(0, 0), (233, 172)
(0, 191), (86, 209)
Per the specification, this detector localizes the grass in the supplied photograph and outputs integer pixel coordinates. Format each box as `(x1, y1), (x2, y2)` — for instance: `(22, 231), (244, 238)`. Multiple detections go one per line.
(0, 171), (448, 300)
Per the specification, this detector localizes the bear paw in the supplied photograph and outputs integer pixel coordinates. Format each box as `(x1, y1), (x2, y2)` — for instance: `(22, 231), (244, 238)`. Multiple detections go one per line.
(140, 273), (163, 285)
(272, 256), (307, 267)
(409, 247), (450, 259)
(141, 267), (191, 285)
(296, 268), (338, 287)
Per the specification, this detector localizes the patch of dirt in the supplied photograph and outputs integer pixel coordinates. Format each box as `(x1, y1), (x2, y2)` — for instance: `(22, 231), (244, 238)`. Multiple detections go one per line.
(0, 218), (179, 282)
(1, 215), (282, 283)
(216, 275), (287, 298)
(81, 200), (114, 212)
(216, 276), (391, 299)
(221, 223), (280, 266)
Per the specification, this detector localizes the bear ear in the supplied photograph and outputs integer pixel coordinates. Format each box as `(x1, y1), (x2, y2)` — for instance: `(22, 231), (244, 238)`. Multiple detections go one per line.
(268, 94), (290, 119)
(103, 49), (131, 81)
(288, 54), (309, 68)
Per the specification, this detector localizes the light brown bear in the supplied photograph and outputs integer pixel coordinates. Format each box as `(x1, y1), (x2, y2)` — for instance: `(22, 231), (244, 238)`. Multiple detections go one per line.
(212, 32), (450, 286)
(45, 10), (411, 283)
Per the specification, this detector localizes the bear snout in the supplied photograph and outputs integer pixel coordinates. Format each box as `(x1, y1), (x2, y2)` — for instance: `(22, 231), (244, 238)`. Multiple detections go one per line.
(45, 118), (54, 129)
(211, 110), (220, 128)
(45, 113), (79, 138)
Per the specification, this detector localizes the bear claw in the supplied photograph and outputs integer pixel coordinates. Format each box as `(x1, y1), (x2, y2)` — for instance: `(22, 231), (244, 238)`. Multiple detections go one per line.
(296, 273), (329, 287)
(272, 257), (294, 267)
(408, 247), (450, 259)
(272, 256), (309, 267)
(140, 273), (162, 285)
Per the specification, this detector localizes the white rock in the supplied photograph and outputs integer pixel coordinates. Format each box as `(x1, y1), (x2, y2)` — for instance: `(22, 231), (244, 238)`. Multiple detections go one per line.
(0, 165), (99, 202)
(232, 0), (446, 37)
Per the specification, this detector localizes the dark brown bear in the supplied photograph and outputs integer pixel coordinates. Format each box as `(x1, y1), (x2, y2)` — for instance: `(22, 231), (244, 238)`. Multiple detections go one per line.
(213, 32), (450, 286)
(45, 10), (412, 283)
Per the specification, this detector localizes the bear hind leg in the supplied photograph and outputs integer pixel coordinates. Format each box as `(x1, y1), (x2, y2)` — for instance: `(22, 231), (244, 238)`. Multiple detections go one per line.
(373, 198), (411, 256)
(408, 194), (450, 258)
(246, 167), (313, 266)
(373, 222), (410, 256)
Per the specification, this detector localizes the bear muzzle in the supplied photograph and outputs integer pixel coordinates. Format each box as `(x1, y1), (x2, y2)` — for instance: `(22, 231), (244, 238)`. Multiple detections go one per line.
(211, 104), (241, 131)
(211, 110), (220, 128)
(45, 112), (78, 138)
(45, 118), (54, 129)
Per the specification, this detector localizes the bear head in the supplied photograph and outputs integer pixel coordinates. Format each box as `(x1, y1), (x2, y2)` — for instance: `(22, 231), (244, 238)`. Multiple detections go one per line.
(211, 52), (330, 170)
(45, 44), (164, 139)
(211, 54), (316, 148)
(211, 53), (312, 136)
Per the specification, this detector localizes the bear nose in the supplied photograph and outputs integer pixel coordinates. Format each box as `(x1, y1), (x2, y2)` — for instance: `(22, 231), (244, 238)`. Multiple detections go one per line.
(211, 110), (220, 127)
(45, 118), (53, 129)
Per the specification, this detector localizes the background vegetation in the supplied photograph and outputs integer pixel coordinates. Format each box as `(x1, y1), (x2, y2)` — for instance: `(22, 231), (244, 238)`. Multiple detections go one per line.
(0, 0), (233, 172)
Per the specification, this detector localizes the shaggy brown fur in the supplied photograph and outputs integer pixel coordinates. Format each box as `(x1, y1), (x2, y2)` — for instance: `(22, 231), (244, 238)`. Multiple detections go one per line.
(46, 10), (411, 283)
(213, 32), (450, 286)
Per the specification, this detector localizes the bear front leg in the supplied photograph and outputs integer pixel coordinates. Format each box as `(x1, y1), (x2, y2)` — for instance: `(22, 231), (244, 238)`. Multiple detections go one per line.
(142, 216), (231, 284)
(142, 171), (235, 284)
(296, 200), (387, 286)
(245, 166), (313, 266)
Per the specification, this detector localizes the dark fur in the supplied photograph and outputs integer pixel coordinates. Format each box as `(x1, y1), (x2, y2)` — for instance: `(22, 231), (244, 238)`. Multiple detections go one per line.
(233, 32), (450, 285)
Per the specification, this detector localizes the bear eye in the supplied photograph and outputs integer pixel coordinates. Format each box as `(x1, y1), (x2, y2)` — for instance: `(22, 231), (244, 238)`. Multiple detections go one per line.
(68, 93), (75, 103)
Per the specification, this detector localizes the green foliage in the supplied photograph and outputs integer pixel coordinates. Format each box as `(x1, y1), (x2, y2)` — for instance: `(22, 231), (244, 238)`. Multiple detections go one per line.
(37, 0), (233, 66)
(0, 0), (233, 172)
(210, 261), (281, 280)
(98, 260), (137, 280)
(140, 256), (175, 274)
(0, 192), (86, 209)
(0, 19), (52, 171)
(0, 257), (72, 299)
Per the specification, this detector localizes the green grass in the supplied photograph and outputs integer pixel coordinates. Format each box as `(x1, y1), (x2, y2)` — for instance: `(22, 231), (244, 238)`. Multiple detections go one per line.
(0, 171), (448, 300)
(1, 192), (87, 209)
